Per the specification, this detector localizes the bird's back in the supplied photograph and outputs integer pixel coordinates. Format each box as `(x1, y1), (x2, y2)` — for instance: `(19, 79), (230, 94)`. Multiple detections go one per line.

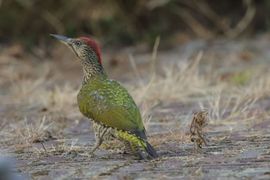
(77, 77), (146, 139)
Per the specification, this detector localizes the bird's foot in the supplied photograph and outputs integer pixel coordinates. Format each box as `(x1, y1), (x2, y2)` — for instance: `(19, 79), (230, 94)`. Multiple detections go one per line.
(137, 150), (148, 160)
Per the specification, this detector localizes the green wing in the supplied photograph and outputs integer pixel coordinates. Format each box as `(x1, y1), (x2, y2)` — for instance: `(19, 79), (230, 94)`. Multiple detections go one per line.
(77, 79), (146, 139)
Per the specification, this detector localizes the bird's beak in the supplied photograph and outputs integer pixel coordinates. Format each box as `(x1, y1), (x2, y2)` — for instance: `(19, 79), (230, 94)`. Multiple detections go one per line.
(50, 34), (71, 45)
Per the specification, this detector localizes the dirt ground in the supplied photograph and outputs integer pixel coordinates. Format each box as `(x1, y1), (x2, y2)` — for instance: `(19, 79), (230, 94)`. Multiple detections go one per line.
(1, 35), (270, 179)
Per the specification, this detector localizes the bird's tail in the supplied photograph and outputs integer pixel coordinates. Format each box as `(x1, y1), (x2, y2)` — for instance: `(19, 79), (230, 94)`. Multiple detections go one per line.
(116, 130), (158, 159)
(144, 141), (158, 159)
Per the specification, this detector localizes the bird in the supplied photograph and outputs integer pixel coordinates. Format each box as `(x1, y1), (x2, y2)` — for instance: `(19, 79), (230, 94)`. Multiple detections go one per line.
(51, 34), (158, 159)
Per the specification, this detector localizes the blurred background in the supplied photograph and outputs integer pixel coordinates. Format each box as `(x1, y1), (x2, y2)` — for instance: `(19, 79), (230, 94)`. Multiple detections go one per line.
(2, 1), (270, 178)
(0, 0), (269, 51)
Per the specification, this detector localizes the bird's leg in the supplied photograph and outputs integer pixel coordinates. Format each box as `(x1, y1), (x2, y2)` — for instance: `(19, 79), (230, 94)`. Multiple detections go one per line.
(90, 127), (108, 154)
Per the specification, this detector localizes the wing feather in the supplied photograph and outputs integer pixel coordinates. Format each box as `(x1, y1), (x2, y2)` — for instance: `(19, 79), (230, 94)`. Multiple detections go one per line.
(78, 79), (146, 139)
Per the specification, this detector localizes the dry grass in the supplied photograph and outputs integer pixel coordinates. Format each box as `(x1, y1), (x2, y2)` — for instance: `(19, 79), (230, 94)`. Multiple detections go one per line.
(125, 51), (270, 138)
(37, 84), (78, 111)
(198, 70), (270, 127)
(7, 78), (78, 114)
(1, 45), (270, 158)
(33, 139), (89, 157)
(200, 90), (256, 121)
(127, 52), (212, 133)
(244, 71), (270, 98)
(129, 52), (215, 105)
(126, 52), (208, 133)
(140, 102), (153, 130)
(5, 116), (54, 147)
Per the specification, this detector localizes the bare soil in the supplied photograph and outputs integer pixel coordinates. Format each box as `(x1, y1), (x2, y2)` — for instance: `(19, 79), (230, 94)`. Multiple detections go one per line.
(1, 35), (270, 179)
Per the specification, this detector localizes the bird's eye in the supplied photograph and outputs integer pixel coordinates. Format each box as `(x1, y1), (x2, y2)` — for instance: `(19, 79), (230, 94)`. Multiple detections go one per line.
(74, 41), (81, 46)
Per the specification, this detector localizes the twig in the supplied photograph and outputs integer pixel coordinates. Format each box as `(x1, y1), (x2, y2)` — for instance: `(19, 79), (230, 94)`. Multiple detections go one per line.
(150, 36), (160, 79)
(40, 142), (47, 153)
(178, 0), (256, 38)
(173, 7), (213, 38)
(128, 54), (144, 86)
(225, 0), (256, 38)
(192, 1), (231, 33)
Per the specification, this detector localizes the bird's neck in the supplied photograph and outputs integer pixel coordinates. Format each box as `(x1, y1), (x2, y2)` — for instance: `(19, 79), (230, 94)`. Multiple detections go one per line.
(81, 58), (107, 84)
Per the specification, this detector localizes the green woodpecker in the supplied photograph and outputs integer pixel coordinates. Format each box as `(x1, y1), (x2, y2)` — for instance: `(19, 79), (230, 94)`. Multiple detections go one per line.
(51, 34), (157, 159)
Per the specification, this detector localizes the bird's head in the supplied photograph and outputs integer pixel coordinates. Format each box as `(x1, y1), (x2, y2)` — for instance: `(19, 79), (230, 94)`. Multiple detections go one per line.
(51, 34), (102, 65)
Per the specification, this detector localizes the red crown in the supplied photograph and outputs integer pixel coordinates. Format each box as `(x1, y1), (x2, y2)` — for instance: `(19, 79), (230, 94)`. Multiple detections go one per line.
(79, 37), (102, 65)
